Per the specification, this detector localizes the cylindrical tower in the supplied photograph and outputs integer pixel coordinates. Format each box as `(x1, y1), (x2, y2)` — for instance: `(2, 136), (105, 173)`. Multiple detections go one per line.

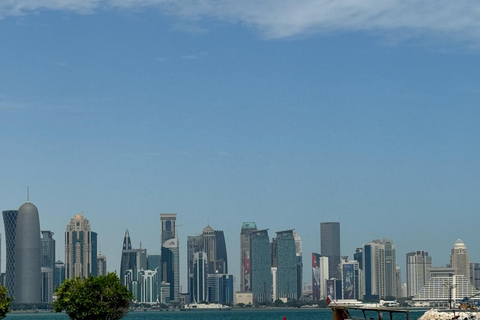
(15, 201), (41, 304)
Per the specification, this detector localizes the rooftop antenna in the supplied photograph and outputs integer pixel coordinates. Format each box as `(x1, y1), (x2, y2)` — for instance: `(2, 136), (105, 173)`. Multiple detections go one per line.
(26, 186), (30, 202)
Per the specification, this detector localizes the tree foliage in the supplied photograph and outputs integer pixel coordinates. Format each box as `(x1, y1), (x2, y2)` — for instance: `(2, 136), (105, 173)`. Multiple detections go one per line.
(54, 273), (133, 320)
(0, 286), (13, 319)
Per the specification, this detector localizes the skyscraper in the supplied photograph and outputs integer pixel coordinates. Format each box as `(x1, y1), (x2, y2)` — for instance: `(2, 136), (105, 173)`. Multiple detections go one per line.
(450, 239), (470, 280)
(54, 260), (65, 290)
(119, 230), (147, 289)
(320, 222), (340, 280)
(192, 251), (208, 302)
(40, 230), (55, 303)
(65, 214), (96, 279)
(160, 213), (179, 304)
(312, 253), (329, 301)
(362, 239), (397, 299)
(97, 254), (107, 276)
(294, 231), (303, 300)
(240, 222), (257, 292)
(15, 200), (41, 304)
(275, 230), (297, 300)
(406, 251), (432, 297)
(187, 225), (229, 301)
(3, 210), (18, 298)
(470, 263), (480, 290)
(250, 229), (271, 303)
(340, 257), (360, 299)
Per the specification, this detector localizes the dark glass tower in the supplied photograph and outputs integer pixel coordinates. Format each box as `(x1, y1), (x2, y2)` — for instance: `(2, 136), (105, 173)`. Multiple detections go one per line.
(320, 222), (340, 279)
(160, 213), (179, 303)
(3, 210), (17, 298)
(250, 229), (271, 303)
(15, 201), (41, 304)
(214, 230), (228, 274)
(276, 229), (297, 300)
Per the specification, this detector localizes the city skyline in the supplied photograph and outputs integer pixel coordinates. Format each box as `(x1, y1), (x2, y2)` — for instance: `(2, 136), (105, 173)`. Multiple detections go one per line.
(0, 198), (479, 293)
(1, 0), (480, 297)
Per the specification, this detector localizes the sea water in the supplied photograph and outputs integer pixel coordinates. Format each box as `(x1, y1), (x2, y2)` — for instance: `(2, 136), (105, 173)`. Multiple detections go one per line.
(4, 308), (426, 320)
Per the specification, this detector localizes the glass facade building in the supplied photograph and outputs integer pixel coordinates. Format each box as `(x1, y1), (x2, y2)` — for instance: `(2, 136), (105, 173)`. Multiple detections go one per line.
(3, 210), (17, 298)
(250, 229), (271, 303)
(160, 213), (179, 304)
(275, 230), (297, 300)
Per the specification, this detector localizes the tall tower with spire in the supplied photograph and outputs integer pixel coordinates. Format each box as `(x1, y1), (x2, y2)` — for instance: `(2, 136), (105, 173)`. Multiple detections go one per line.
(15, 191), (41, 304)
(119, 230), (146, 286)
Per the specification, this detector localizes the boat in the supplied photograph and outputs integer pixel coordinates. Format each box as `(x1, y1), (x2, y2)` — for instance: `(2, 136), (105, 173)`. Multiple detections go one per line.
(330, 303), (410, 320)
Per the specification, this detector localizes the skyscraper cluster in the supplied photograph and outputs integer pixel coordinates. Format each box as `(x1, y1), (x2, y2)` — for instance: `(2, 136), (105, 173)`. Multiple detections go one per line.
(1, 194), (105, 305)
(119, 230), (159, 304)
(187, 224), (231, 304)
(239, 223), (303, 304)
(409, 239), (480, 307)
(313, 222), (400, 302)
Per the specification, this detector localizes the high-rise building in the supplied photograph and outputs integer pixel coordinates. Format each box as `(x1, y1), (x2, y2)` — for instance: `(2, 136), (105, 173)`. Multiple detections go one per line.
(214, 230), (228, 274)
(65, 214), (96, 279)
(160, 213), (179, 304)
(294, 231), (303, 300)
(406, 251), (432, 297)
(40, 231), (55, 303)
(340, 258), (360, 300)
(312, 253), (329, 301)
(97, 254), (107, 276)
(3, 210), (18, 298)
(138, 269), (159, 304)
(91, 231), (98, 277)
(470, 263), (480, 290)
(275, 230), (297, 300)
(450, 239), (470, 280)
(191, 252), (208, 302)
(187, 225), (229, 302)
(250, 229), (271, 303)
(207, 273), (234, 304)
(54, 260), (65, 290)
(240, 222), (257, 292)
(147, 254), (161, 272)
(15, 200), (41, 304)
(120, 230), (147, 286)
(320, 222), (340, 280)
(361, 239), (397, 299)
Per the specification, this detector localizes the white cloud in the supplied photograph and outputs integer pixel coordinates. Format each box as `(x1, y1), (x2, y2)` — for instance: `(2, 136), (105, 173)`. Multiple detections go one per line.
(0, 0), (101, 17)
(2, 0), (480, 43)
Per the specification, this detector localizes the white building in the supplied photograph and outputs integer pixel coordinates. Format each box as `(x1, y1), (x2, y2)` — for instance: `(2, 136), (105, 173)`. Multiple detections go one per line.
(450, 239), (470, 280)
(406, 251), (431, 297)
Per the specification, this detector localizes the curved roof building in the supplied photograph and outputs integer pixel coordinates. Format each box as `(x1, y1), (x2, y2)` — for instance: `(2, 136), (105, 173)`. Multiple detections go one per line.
(15, 201), (41, 304)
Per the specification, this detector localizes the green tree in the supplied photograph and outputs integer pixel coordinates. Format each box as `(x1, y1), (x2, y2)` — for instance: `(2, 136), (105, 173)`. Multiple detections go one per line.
(54, 273), (133, 320)
(0, 286), (13, 319)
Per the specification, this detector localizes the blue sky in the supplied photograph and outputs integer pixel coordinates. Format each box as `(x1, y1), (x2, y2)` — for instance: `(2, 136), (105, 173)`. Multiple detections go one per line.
(1, 1), (480, 289)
